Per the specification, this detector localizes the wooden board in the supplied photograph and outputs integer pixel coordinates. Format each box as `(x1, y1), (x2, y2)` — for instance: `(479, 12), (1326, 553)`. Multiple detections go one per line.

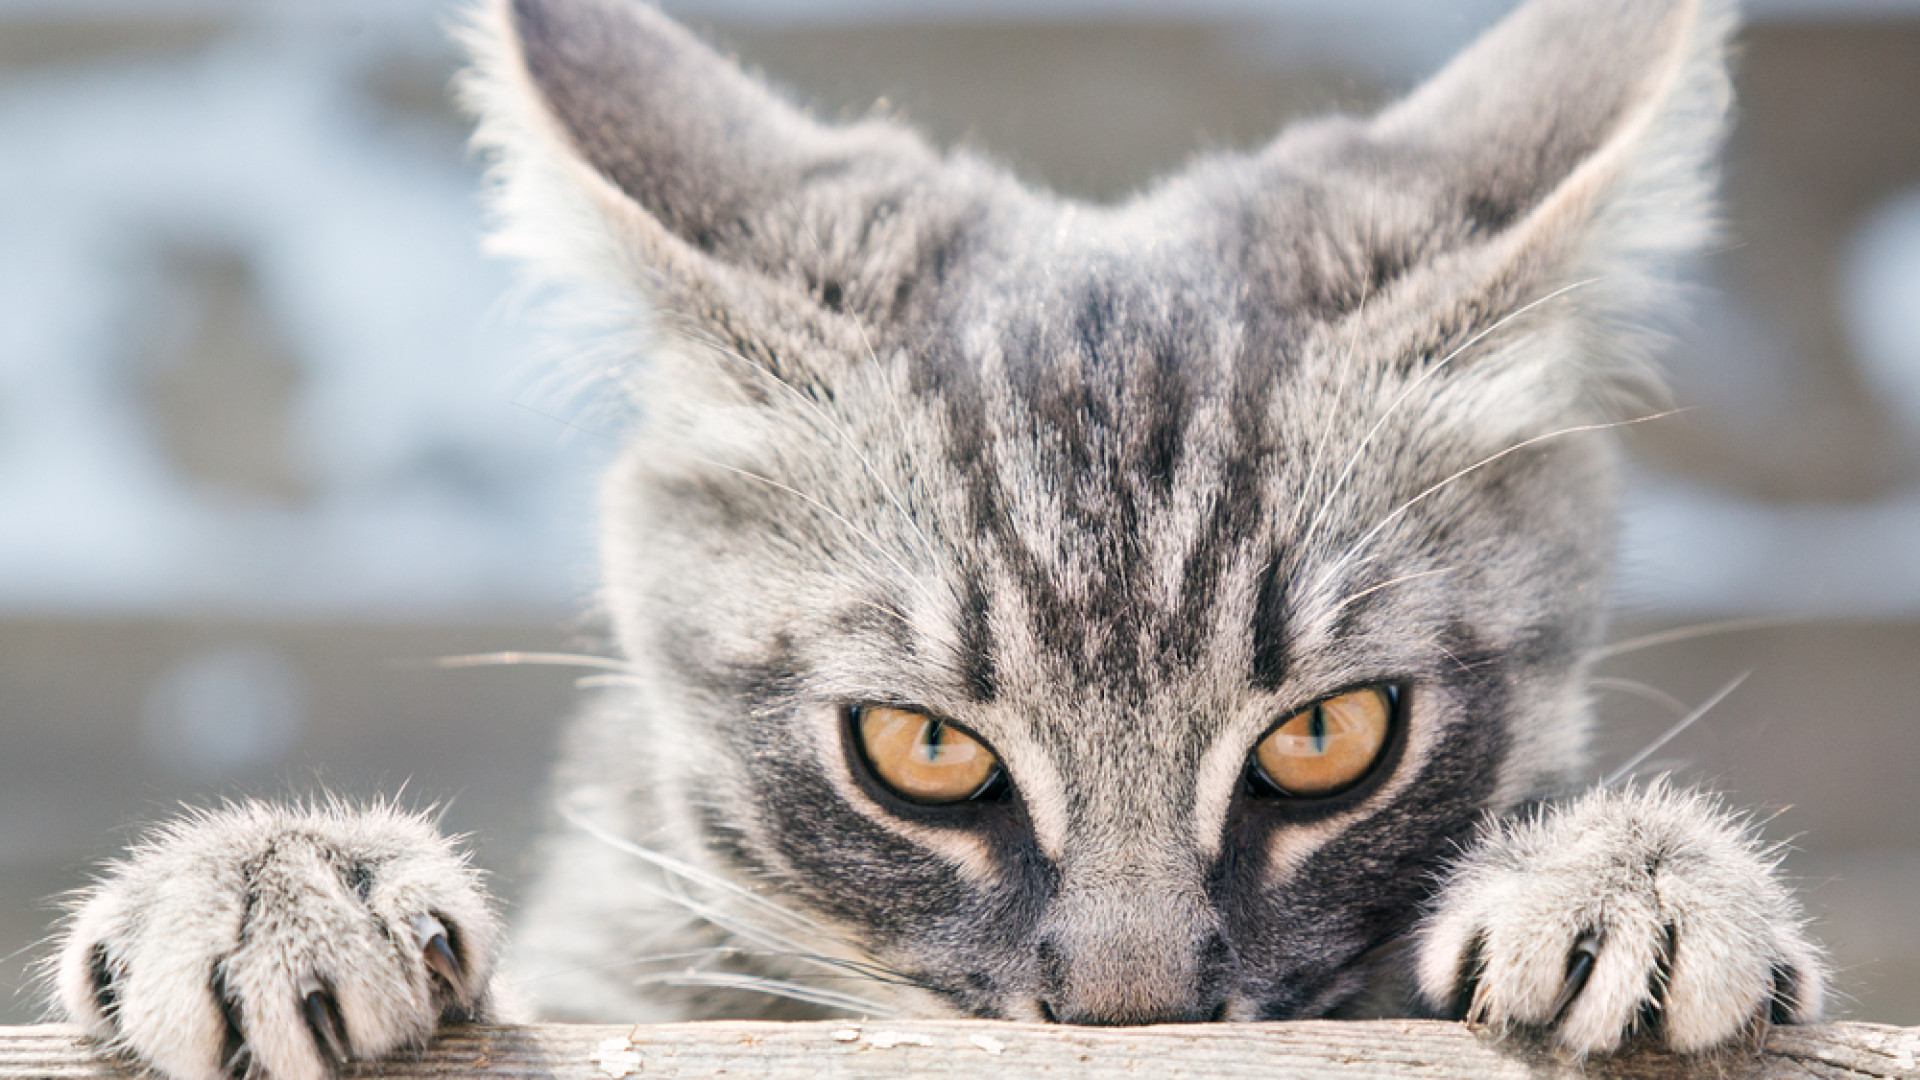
(2, 1020), (1915, 1079)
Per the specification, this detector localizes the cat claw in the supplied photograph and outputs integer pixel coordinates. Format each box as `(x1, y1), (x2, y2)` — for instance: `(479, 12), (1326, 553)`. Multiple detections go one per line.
(1547, 932), (1601, 1024)
(412, 914), (470, 1007)
(300, 980), (351, 1066)
(1418, 787), (1826, 1054)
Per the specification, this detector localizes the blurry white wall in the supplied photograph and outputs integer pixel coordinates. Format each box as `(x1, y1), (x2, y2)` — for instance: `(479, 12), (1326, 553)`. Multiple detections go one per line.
(0, 0), (1917, 621)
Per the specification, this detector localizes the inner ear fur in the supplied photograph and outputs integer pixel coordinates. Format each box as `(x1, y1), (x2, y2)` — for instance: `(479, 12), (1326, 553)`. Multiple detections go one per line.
(466, 0), (992, 361)
(1237, 0), (1734, 401)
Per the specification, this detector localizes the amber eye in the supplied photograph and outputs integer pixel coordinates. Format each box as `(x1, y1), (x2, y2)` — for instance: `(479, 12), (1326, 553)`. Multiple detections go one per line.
(855, 706), (1002, 804)
(1251, 686), (1396, 798)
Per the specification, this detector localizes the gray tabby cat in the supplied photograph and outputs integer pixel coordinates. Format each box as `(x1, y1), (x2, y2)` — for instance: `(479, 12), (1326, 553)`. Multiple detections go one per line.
(52, 0), (1827, 1076)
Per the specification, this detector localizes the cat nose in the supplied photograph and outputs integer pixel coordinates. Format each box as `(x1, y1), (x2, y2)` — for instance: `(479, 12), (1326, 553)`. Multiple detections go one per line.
(1032, 923), (1237, 1025)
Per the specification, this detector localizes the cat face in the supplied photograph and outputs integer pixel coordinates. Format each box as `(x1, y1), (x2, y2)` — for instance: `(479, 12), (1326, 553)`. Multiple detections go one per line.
(468, 0), (1731, 1022)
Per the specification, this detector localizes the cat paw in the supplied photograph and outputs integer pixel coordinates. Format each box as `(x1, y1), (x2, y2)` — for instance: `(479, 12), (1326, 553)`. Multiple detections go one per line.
(55, 801), (502, 1080)
(1416, 784), (1825, 1055)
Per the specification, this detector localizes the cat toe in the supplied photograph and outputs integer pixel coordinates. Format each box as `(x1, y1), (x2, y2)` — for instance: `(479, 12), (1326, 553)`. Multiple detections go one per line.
(1418, 784), (1826, 1055)
(55, 802), (502, 1080)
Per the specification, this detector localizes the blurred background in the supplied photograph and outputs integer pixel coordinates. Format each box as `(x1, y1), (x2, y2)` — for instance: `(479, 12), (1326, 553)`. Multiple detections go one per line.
(1, 0), (1918, 1026)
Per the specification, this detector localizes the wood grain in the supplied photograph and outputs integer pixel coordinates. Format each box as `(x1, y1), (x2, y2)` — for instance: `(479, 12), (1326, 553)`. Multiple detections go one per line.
(2, 1021), (1915, 1079)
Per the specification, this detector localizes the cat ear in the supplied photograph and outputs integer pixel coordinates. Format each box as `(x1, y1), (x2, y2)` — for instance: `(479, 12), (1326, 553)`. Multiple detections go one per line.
(1245, 0), (1735, 401)
(463, 0), (969, 372)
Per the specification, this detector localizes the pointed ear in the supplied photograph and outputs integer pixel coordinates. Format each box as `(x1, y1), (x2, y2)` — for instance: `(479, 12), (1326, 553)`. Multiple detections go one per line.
(461, 0), (974, 375)
(1246, 0), (1735, 401)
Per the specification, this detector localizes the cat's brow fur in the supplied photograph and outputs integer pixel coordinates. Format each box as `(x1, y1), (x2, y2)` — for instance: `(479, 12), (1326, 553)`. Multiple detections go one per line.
(51, 0), (1825, 1072)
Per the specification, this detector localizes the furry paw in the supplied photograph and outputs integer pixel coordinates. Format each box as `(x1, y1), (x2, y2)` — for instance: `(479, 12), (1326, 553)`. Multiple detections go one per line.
(1416, 784), (1824, 1055)
(55, 802), (502, 1080)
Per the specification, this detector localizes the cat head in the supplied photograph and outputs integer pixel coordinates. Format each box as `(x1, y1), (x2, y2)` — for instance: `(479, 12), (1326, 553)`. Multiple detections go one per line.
(465, 0), (1732, 1023)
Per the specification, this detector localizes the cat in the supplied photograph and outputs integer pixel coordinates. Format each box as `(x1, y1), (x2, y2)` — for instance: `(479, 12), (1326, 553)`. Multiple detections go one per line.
(50, 0), (1827, 1076)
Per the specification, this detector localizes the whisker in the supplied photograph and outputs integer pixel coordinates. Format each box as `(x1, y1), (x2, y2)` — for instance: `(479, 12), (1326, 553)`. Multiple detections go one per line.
(1296, 278), (1599, 556)
(1588, 676), (1690, 718)
(1592, 616), (1811, 661)
(1332, 567), (1450, 613)
(559, 810), (944, 1012)
(1313, 408), (1684, 600)
(561, 807), (826, 935)
(557, 833), (815, 961)
(633, 871), (815, 962)
(574, 674), (643, 689)
(1435, 642), (1484, 679)
(517, 945), (928, 993)
(1283, 282), (1373, 540)
(1600, 671), (1749, 789)
(630, 971), (896, 1016)
(509, 398), (623, 445)
(849, 598), (920, 632)
(515, 947), (749, 986)
(416, 651), (631, 673)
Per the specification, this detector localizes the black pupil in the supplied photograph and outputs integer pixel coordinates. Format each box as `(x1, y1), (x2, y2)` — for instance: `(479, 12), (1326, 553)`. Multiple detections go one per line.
(1309, 706), (1327, 753)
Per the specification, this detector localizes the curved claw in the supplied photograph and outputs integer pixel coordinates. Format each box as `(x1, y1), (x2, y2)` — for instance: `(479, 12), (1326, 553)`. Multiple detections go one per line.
(1548, 932), (1601, 1024)
(412, 914), (470, 1008)
(300, 981), (350, 1067)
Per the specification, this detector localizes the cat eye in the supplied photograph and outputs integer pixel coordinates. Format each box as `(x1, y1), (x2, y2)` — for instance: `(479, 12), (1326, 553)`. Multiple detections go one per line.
(854, 706), (1005, 805)
(1249, 686), (1397, 798)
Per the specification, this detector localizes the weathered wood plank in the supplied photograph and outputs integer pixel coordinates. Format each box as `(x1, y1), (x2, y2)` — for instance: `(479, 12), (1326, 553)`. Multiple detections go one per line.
(1, 1021), (1915, 1079)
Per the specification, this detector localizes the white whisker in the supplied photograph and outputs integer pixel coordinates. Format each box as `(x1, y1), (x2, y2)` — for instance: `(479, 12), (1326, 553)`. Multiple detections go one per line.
(1296, 278), (1598, 555)
(1283, 283), (1373, 540)
(1332, 566), (1450, 613)
(561, 806), (825, 935)
(1313, 408), (1683, 600)
(558, 810), (940, 1009)
(518, 944), (926, 993)
(422, 651), (631, 673)
(630, 970), (896, 1016)
(573, 673), (643, 689)
(558, 832), (811, 960)
(1588, 676), (1689, 718)
(515, 947), (746, 986)
(1600, 671), (1748, 789)
(850, 598), (920, 632)
(1592, 616), (1809, 661)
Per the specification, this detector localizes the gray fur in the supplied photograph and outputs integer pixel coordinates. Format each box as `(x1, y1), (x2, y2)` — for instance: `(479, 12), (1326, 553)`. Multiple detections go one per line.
(53, 0), (1825, 1072)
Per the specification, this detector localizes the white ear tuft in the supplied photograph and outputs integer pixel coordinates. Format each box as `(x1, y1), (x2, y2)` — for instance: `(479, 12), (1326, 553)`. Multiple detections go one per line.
(1233, 0), (1737, 413)
(459, 0), (986, 377)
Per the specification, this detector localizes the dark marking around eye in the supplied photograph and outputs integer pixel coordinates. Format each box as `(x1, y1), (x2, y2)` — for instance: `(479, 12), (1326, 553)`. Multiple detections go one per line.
(1216, 642), (1511, 1020)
